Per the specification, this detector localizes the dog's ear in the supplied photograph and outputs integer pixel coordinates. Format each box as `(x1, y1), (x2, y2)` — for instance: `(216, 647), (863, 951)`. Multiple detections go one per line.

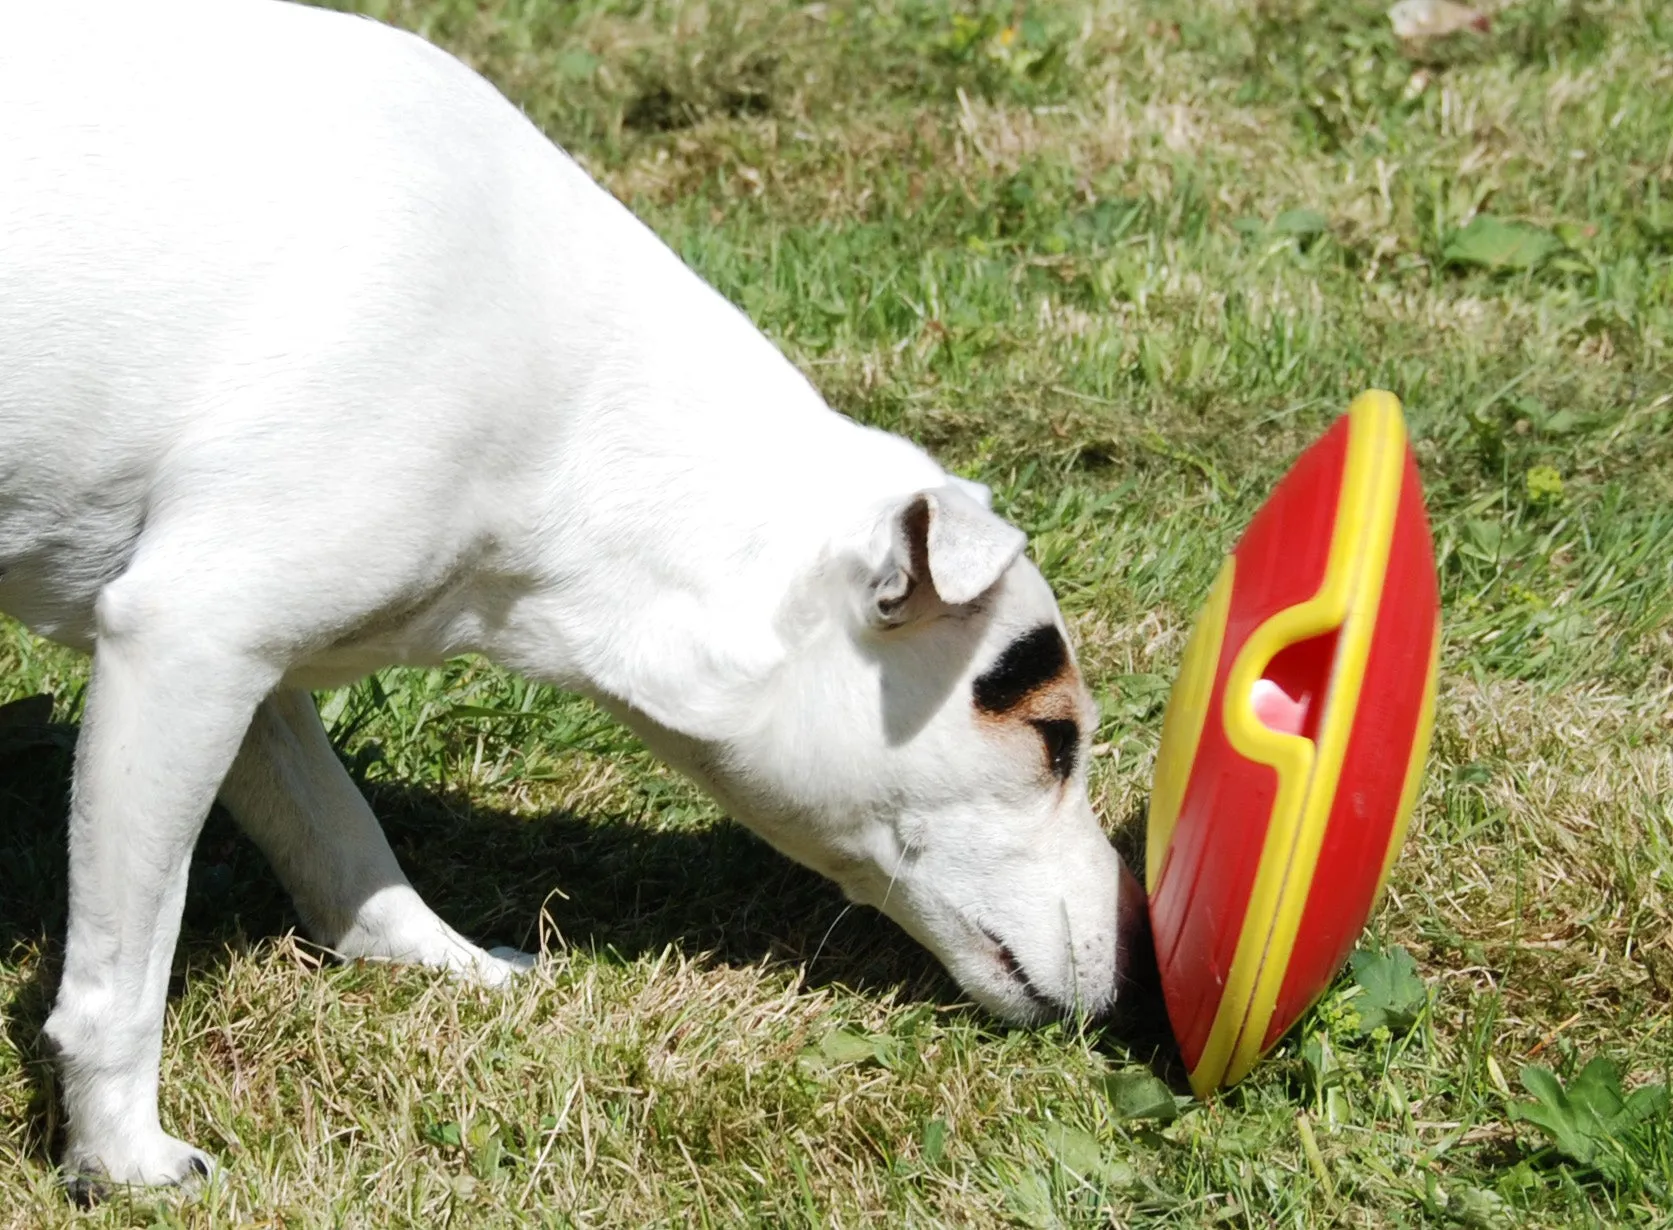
(869, 486), (1027, 627)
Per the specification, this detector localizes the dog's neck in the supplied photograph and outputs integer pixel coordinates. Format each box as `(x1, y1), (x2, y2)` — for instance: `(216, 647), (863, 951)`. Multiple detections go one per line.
(468, 235), (949, 748)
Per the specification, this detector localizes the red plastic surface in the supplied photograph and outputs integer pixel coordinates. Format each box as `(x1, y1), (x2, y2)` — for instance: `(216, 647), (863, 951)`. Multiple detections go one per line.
(1261, 447), (1439, 1047)
(1150, 416), (1351, 1071)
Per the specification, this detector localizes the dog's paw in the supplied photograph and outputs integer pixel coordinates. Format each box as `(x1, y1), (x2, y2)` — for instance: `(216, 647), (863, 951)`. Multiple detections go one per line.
(482, 946), (537, 983)
(62, 1132), (215, 1205)
(487, 945), (536, 970)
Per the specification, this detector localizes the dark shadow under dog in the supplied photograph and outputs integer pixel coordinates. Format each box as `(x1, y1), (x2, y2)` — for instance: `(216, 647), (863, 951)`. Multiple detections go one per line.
(0, 694), (1178, 1175)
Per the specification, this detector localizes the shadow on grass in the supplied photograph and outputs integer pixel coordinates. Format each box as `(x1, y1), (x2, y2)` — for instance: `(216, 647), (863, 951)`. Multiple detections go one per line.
(0, 704), (1179, 1173)
(0, 707), (78, 1172)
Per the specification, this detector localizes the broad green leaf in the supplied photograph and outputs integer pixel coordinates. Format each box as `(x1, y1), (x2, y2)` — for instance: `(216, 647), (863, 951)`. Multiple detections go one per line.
(1101, 1069), (1180, 1122)
(1460, 518), (1502, 561)
(1552, 220), (1594, 249)
(1453, 761), (1493, 786)
(1512, 1064), (1598, 1165)
(1508, 1057), (1669, 1181)
(1448, 1183), (1510, 1228)
(1324, 1086), (1351, 1130)
(1443, 215), (1561, 271)
(1547, 255), (1594, 275)
(1622, 1082), (1670, 1126)
(1273, 207), (1329, 236)
(468, 1121), (504, 1179)
(1043, 1122), (1101, 1177)
(1568, 1058), (1668, 1133)
(555, 48), (599, 79)
(817, 1027), (888, 1066)
(1568, 1057), (1628, 1122)
(994, 1162), (1054, 1226)
(1496, 1161), (1543, 1199)
(1349, 947), (1427, 1035)
(1042, 1122), (1136, 1188)
(921, 1118), (948, 1166)
(1520, 401), (1589, 435)
(1300, 1031), (1335, 1096)
(1518, 1064), (1565, 1107)
(424, 1120), (463, 1148)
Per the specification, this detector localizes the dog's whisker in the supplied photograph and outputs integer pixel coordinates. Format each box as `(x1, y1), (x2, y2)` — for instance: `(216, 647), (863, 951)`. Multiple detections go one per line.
(808, 903), (856, 977)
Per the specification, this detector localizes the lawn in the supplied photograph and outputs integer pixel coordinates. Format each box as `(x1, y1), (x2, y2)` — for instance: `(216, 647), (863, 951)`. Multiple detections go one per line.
(2, 0), (1670, 1224)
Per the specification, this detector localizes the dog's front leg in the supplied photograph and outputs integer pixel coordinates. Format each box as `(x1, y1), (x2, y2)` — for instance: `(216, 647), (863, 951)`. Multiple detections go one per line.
(42, 601), (277, 1197)
(218, 689), (533, 982)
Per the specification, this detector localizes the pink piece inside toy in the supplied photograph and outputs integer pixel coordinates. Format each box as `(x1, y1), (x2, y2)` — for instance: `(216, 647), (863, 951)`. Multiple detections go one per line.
(1251, 630), (1336, 741)
(1251, 679), (1310, 737)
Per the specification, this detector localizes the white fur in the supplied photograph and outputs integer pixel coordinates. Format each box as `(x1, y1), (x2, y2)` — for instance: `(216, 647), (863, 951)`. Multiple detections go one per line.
(0, 0), (1143, 1192)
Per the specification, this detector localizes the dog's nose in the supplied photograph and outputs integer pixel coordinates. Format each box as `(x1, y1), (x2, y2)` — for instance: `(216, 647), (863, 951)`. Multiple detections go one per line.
(1112, 858), (1158, 1010)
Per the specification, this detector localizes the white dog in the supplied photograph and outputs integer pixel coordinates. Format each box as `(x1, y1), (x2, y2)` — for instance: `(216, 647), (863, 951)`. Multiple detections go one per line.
(0, 0), (1146, 1194)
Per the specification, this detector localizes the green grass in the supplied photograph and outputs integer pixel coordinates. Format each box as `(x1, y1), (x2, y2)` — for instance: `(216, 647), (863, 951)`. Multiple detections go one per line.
(3, 0), (1671, 1224)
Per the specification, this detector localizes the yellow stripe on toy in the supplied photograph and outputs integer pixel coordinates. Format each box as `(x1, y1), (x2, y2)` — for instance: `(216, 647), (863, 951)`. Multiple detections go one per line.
(1144, 391), (1442, 1096)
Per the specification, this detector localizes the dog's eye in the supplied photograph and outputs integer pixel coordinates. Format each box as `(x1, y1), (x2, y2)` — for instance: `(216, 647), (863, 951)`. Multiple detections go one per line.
(1031, 718), (1079, 781)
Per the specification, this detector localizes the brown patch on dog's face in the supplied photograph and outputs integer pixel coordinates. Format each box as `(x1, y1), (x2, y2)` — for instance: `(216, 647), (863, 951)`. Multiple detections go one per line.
(972, 624), (1087, 781)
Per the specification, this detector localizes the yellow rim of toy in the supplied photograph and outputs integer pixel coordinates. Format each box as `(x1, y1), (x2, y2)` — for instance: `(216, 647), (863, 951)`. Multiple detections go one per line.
(1146, 556), (1235, 893)
(1189, 390), (1409, 1097)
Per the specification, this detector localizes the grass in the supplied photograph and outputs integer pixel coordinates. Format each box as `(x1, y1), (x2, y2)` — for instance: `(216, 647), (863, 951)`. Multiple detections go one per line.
(2, 0), (1671, 1223)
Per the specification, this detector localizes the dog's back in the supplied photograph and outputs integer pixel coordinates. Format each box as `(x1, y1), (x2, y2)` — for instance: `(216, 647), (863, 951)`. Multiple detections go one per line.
(2, 3), (498, 624)
(1, 0), (818, 650)
(1, 0), (528, 432)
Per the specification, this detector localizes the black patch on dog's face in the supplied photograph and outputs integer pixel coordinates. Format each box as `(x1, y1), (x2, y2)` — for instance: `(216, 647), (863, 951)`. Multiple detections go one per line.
(973, 624), (1068, 715)
(974, 625), (1082, 781)
(1031, 717), (1079, 781)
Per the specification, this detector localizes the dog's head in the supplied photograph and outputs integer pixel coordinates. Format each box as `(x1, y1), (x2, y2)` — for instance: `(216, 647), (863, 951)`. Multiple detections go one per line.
(634, 481), (1149, 1024)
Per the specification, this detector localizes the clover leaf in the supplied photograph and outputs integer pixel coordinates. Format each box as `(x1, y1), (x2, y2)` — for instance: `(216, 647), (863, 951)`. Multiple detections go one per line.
(1511, 1057), (1670, 1184)
(1349, 945), (1428, 1036)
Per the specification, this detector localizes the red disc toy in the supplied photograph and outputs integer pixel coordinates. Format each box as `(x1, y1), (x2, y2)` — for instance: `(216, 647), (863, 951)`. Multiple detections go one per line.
(1145, 390), (1441, 1096)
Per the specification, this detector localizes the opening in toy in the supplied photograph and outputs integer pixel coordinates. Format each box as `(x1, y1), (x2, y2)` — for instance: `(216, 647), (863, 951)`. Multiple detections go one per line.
(1252, 630), (1337, 742)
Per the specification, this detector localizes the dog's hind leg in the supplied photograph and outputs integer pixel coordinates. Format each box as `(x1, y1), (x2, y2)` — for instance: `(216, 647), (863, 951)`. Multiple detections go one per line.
(217, 689), (534, 983)
(42, 583), (279, 1196)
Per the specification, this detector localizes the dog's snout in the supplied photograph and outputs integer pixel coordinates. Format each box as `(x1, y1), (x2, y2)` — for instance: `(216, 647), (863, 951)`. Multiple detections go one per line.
(1113, 859), (1156, 1007)
(1084, 856), (1173, 1041)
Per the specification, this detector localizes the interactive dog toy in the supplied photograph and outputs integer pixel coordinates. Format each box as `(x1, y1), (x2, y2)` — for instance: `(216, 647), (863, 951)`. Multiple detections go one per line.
(1145, 390), (1441, 1097)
